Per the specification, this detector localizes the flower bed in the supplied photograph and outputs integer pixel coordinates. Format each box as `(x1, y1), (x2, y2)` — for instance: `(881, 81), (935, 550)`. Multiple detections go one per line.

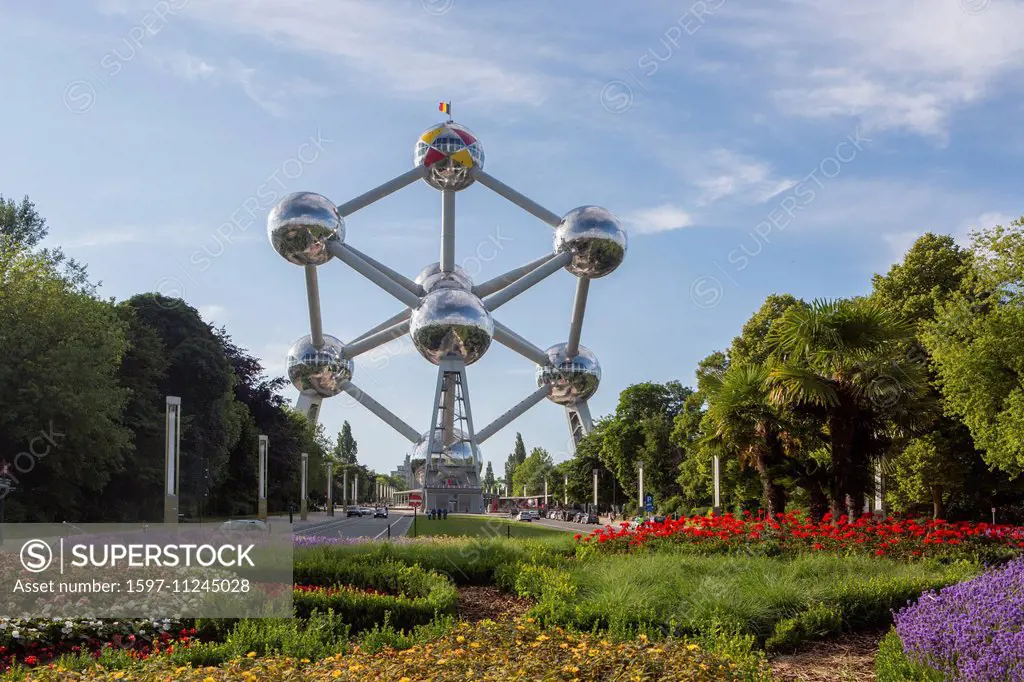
(10, 618), (767, 681)
(576, 512), (1024, 561)
(889, 557), (1024, 681)
(0, 618), (193, 671)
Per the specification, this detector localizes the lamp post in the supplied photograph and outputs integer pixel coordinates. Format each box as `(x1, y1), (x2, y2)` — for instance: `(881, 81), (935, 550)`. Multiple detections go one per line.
(564, 474), (568, 506)
(712, 454), (721, 516)
(163, 396), (181, 524)
(300, 453), (308, 521)
(257, 435), (268, 520)
(592, 468), (599, 512)
(638, 460), (645, 519)
(327, 462), (334, 516)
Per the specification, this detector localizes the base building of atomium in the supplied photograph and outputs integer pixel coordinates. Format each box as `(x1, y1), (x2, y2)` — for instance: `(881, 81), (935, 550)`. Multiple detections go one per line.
(268, 115), (626, 513)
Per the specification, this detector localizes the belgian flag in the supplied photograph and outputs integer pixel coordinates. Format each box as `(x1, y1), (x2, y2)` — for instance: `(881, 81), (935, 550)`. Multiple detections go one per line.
(439, 101), (451, 116)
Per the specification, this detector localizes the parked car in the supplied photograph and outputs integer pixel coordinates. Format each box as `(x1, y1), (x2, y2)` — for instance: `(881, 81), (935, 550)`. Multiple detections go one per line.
(346, 505), (361, 517)
(373, 507), (388, 518)
(516, 511), (533, 522)
(359, 507), (373, 516)
(220, 519), (267, 532)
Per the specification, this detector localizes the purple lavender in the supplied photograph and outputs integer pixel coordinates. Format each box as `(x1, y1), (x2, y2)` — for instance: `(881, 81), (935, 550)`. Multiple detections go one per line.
(894, 557), (1024, 681)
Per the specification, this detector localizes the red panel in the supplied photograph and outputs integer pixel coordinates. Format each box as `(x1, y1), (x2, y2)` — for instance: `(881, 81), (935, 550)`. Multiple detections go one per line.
(454, 129), (476, 145)
(423, 147), (446, 166)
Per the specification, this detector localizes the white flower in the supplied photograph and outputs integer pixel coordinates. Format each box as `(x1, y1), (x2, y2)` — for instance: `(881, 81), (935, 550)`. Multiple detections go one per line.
(11, 630), (19, 638)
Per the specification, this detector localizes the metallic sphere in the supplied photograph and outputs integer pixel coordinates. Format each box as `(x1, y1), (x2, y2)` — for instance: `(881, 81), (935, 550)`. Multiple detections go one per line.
(414, 122), (484, 191)
(286, 334), (353, 398)
(536, 343), (601, 405)
(412, 428), (481, 463)
(412, 427), (482, 488)
(415, 262), (473, 293)
(410, 288), (493, 365)
(268, 192), (344, 266)
(554, 206), (627, 278)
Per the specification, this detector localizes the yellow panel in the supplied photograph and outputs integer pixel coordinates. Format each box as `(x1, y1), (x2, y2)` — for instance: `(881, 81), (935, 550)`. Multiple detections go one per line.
(419, 125), (447, 145)
(450, 148), (474, 167)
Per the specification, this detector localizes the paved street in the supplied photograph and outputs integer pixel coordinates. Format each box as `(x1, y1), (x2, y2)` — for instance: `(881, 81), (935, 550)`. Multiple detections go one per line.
(291, 509), (413, 539)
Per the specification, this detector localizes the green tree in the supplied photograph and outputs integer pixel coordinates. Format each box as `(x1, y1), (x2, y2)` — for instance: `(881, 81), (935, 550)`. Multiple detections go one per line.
(767, 298), (932, 518)
(512, 447), (554, 497)
(505, 432), (527, 487)
(483, 461), (495, 492)
(924, 219), (1024, 476)
(0, 240), (130, 521)
(333, 421), (358, 465)
(0, 194), (92, 293)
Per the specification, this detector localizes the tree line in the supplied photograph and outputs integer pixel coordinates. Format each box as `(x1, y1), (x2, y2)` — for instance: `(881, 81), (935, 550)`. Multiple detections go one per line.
(0, 195), (395, 522)
(497, 225), (1024, 522)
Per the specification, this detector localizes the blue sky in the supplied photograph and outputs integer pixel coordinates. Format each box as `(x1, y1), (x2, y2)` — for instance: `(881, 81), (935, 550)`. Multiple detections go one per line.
(2, 0), (1022, 479)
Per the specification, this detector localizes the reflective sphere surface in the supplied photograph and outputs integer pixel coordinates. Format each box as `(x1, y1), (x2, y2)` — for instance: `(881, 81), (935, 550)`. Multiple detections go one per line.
(268, 192), (344, 266)
(554, 206), (627, 278)
(410, 288), (493, 365)
(536, 343), (601, 405)
(286, 334), (353, 398)
(415, 262), (473, 293)
(414, 122), (484, 191)
(411, 427), (483, 488)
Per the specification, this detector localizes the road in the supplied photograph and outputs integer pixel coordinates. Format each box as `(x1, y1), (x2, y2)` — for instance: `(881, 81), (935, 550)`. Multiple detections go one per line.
(291, 510), (413, 539)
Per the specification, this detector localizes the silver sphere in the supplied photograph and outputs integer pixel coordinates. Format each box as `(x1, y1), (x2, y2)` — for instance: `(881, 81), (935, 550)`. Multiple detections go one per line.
(268, 192), (344, 266)
(414, 122), (484, 192)
(554, 206), (627, 278)
(412, 428), (482, 488)
(286, 334), (353, 398)
(415, 262), (473, 293)
(413, 428), (481, 462)
(410, 288), (493, 365)
(536, 343), (601, 405)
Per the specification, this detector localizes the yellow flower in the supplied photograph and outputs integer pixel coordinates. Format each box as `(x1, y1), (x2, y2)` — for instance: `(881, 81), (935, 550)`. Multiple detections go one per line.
(456, 635), (465, 643)
(300, 658), (311, 664)
(536, 634), (549, 641)
(112, 674), (125, 680)
(470, 641), (481, 648)
(560, 643), (569, 649)
(399, 678), (412, 682)
(331, 672), (342, 679)
(526, 617), (535, 623)
(246, 651), (257, 658)
(687, 643), (700, 651)
(203, 677), (216, 682)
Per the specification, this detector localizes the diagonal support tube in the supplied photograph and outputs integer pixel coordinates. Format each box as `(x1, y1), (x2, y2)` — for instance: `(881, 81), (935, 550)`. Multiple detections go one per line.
(336, 166), (426, 217)
(473, 169), (563, 228)
(344, 320), (410, 358)
(340, 381), (420, 443)
(484, 251), (570, 312)
(327, 241), (422, 308)
(473, 253), (558, 299)
(344, 245), (424, 296)
(348, 309), (412, 347)
(304, 265), (324, 348)
(493, 320), (551, 366)
(566, 277), (590, 358)
(475, 385), (549, 444)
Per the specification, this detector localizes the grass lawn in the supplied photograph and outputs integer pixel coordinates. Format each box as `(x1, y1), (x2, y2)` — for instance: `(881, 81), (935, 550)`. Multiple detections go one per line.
(407, 513), (568, 539)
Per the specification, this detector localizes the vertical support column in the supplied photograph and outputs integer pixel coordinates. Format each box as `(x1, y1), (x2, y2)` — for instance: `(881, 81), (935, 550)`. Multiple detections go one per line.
(874, 459), (885, 516)
(296, 393), (323, 425)
(164, 396), (182, 524)
(257, 435), (268, 520)
(327, 462), (334, 516)
(592, 468), (599, 511)
(300, 453), (308, 521)
(342, 468), (348, 506)
(564, 474), (568, 506)
(441, 190), (455, 273)
(441, 373), (455, 448)
(544, 478), (549, 507)
(638, 460), (645, 519)
(712, 455), (721, 516)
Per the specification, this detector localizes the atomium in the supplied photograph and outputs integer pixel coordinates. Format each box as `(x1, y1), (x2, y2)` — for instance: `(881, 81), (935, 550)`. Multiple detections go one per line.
(268, 192), (344, 266)
(554, 205), (627, 278)
(536, 343), (601, 405)
(414, 122), (484, 192)
(409, 287), (494, 365)
(271, 112), (628, 507)
(287, 334), (353, 397)
(415, 262), (473, 292)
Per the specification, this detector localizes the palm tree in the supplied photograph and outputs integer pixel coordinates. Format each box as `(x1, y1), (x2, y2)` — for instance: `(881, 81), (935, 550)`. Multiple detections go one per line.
(766, 298), (931, 519)
(701, 362), (791, 518)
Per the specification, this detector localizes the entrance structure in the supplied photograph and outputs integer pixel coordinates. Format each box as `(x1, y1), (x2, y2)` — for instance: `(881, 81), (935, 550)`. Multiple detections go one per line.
(268, 115), (626, 513)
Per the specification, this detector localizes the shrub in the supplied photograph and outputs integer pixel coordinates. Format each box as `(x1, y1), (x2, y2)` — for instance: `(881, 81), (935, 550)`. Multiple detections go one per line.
(765, 603), (843, 652)
(893, 557), (1024, 681)
(875, 630), (944, 681)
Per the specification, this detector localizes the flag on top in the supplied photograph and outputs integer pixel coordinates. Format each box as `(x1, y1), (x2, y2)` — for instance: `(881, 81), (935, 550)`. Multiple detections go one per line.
(439, 101), (451, 119)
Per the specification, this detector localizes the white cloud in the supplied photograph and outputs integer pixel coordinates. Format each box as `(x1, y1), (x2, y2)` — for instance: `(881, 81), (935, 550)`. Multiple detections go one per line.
(198, 304), (227, 322)
(708, 0), (1024, 137)
(956, 211), (1017, 245)
(623, 204), (694, 235)
(882, 231), (924, 260)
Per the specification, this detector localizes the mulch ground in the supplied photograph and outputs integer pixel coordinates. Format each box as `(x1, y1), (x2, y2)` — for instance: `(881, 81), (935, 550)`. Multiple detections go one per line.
(456, 586), (535, 622)
(769, 629), (887, 682)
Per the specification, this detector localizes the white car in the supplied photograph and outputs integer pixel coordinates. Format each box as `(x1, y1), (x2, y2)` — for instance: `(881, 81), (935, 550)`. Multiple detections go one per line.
(516, 511), (533, 522)
(220, 519), (267, 532)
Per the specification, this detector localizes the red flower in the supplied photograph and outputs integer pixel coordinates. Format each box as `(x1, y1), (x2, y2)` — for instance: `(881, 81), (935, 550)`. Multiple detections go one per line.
(23, 656), (37, 666)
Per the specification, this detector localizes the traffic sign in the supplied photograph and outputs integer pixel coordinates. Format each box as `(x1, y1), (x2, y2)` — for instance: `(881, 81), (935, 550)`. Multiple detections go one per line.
(644, 494), (654, 513)
(409, 492), (422, 509)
